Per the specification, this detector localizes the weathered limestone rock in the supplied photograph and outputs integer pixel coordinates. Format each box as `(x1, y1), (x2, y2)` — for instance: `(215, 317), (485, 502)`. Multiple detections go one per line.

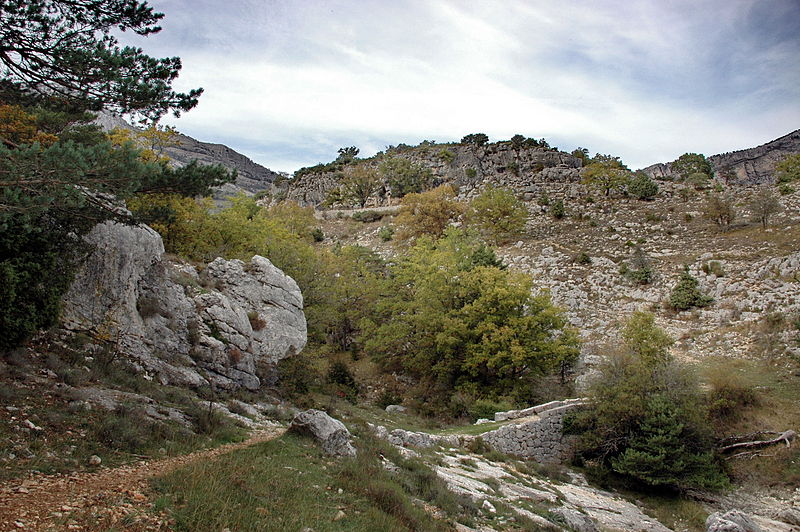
(289, 409), (356, 457)
(642, 129), (799, 185)
(286, 142), (583, 207)
(61, 220), (306, 390)
(706, 509), (764, 532)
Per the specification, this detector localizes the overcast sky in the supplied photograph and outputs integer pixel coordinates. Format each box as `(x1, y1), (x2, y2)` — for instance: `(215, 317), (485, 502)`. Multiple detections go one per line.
(121, 0), (800, 173)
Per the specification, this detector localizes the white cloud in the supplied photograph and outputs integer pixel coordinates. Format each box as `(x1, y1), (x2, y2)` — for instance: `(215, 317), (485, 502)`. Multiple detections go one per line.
(136, 0), (799, 172)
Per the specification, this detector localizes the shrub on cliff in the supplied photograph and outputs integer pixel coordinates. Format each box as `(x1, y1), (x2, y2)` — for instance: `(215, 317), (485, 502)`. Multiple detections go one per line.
(379, 157), (432, 198)
(668, 267), (713, 311)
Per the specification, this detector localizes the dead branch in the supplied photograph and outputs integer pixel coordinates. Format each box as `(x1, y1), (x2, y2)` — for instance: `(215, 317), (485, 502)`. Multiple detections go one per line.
(725, 451), (776, 461)
(719, 430), (796, 453)
(718, 430), (781, 446)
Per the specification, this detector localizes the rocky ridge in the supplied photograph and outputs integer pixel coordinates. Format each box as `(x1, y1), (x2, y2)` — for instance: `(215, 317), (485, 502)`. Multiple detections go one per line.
(92, 112), (281, 200)
(286, 141), (582, 207)
(642, 129), (800, 185)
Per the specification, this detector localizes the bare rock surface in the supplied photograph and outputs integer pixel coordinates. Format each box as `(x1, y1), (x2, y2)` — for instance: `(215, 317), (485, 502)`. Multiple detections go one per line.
(289, 409), (356, 457)
(434, 452), (671, 531)
(61, 220), (306, 391)
(641, 129), (799, 185)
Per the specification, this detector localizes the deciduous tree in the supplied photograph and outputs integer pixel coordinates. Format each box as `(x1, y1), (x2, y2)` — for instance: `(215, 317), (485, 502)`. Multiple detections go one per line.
(467, 186), (528, 245)
(582, 154), (630, 196)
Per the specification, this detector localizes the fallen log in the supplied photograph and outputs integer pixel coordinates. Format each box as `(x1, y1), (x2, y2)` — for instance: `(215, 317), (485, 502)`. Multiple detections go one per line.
(719, 430), (796, 453)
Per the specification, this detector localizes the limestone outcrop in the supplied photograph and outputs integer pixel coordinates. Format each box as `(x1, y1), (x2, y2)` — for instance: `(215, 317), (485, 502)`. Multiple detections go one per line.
(289, 409), (357, 457)
(62, 220), (306, 391)
(285, 142), (582, 207)
(642, 128), (800, 185)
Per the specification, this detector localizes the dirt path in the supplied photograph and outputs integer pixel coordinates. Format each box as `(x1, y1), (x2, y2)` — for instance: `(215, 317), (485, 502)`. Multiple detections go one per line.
(0, 427), (285, 531)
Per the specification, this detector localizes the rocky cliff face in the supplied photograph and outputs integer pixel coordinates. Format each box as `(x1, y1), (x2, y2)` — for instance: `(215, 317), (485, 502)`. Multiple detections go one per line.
(286, 142), (582, 207)
(642, 129), (800, 185)
(93, 112), (281, 199)
(61, 220), (306, 391)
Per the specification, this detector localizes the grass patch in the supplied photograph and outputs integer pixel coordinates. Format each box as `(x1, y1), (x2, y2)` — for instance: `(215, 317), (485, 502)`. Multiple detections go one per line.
(435, 419), (506, 436)
(697, 356), (800, 486)
(152, 431), (470, 531)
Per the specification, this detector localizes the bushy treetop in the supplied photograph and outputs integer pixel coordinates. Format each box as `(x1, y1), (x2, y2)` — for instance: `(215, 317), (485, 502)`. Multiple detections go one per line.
(0, 0), (201, 121)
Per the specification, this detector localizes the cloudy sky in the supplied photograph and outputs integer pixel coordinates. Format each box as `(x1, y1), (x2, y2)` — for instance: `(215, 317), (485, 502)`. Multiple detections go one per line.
(121, 0), (800, 173)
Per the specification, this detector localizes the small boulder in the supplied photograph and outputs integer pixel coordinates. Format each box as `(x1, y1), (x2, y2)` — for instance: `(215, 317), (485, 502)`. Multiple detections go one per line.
(706, 510), (763, 532)
(385, 404), (406, 414)
(88, 455), (102, 466)
(551, 507), (598, 532)
(289, 409), (356, 457)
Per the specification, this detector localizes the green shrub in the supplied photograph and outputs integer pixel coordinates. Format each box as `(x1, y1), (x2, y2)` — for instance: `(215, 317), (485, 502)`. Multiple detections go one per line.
(644, 212), (662, 223)
(464, 167), (477, 179)
(327, 360), (358, 402)
(778, 183), (795, 195)
(570, 313), (728, 492)
(379, 157), (432, 197)
(466, 186), (528, 244)
(278, 354), (318, 397)
(327, 360), (356, 388)
(437, 149), (455, 164)
(352, 210), (384, 223)
(573, 252), (592, 265)
(627, 171), (659, 200)
(378, 225), (394, 242)
(669, 267), (713, 311)
(550, 199), (565, 219)
(620, 248), (654, 285)
(610, 394), (728, 491)
(310, 227), (324, 242)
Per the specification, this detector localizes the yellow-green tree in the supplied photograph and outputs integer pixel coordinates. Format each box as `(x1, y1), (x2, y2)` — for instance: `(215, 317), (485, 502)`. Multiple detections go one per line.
(582, 154), (630, 196)
(108, 124), (179, 164)
(395, 184), (465, 241)
(467, 186), (528, 244)
(360, 229), (579, 401)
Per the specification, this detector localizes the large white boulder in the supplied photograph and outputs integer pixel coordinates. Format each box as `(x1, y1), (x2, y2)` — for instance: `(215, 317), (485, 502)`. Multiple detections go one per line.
(61, 220), (306, 390)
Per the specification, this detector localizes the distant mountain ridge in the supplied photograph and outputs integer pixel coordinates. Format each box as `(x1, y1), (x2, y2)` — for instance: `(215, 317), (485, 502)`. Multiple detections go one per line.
(642, 129), (800, 185)
(93, 113), (280, 197)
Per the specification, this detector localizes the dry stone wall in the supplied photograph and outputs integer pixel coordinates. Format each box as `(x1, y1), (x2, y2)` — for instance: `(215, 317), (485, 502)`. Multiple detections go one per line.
(482, 401), (585, 463)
